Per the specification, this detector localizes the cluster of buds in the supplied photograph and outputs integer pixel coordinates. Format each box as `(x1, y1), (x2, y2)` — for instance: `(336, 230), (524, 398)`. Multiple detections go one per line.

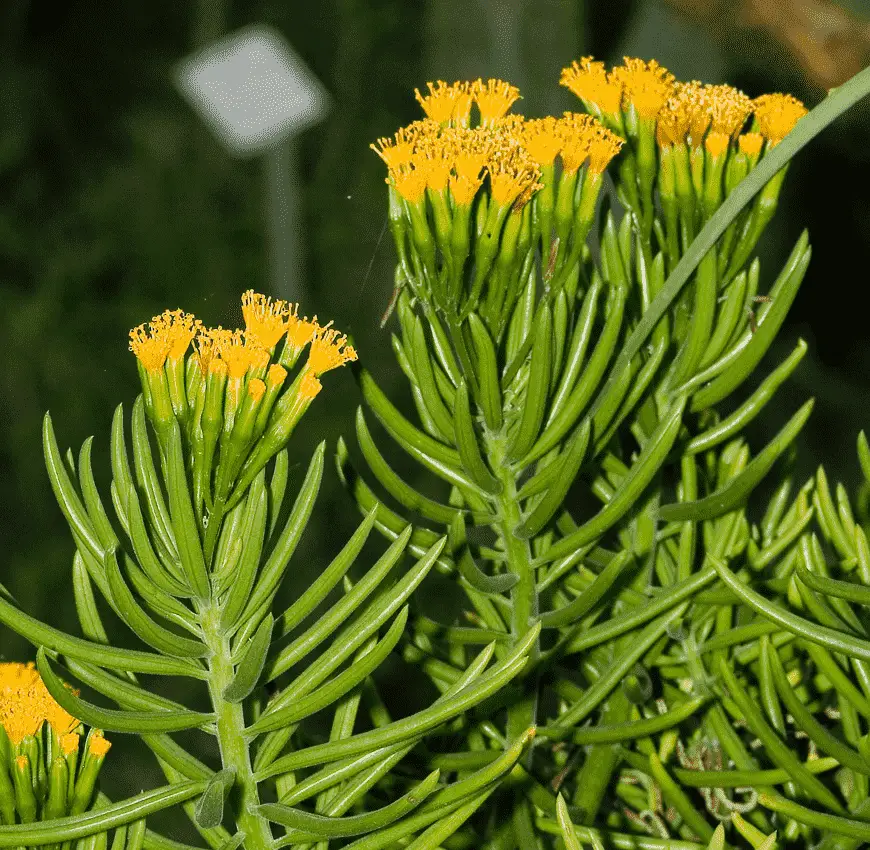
(561, 57), (807, 271)
(372, 79), (624, 334)
(0, 662), (110, 828)
(128, 291), (357, 540)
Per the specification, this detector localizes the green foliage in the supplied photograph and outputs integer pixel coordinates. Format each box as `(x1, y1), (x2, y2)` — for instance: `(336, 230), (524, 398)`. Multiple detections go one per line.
(0, 302), (537, 847)
(339, 62), (870, 847)
(2, 44), (870, 850)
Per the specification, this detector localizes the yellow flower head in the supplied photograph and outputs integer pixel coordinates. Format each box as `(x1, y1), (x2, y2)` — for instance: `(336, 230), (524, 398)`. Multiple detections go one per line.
(307, 327), (358, 375)
(656, 82), (703, 146)
(704, 131), (730, 159)
(370, 120), (438, 170)
(415, 81), (473, 124)
(208, 357), (228, 380)
(447, 127), (493, 204)
(242, 290), (290, 349)
(557, 113), (591, 174)
(388, 163), (428, 205)
(267, 363), (288, 388)
(611, 57), (676, 120)
(193, 329), (217, 375)
(487, 139), (542, 207)
(681, 82), (713, 143)
(738, 132), (764, 157)
(0, 662), (80, 746)
(286, 306), (319, 351)
(60, 732), (80, 754)
(88, 731), (112, 758)
(560, 58), (624, 116)
(586, 123), (624, 174)
(415, 131), (458, 192)
(706, 84), (752, 137)
(753, 93), (807, 144)
(129, 310), (200, 371)
(520, 117), (563, 166)
(656, 109), (687, 148)
(205, 329), (267, 380)
(163, 310), (201, 361)
(472, 79), (522, 125)
(247, 378), (267, 403)
(129, 322), (171, 374)
(299, 371), (323, 401)
(450, 173), (484, 206)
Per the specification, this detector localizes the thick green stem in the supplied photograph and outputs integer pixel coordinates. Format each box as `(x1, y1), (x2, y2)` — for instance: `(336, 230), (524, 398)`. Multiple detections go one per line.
(200, 604), (273, 849)
(488, 435), (539, 751)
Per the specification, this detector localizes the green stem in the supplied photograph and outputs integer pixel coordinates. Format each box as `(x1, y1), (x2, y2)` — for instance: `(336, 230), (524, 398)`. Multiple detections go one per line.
(446, 315), (480, 399)
(487, 435), (539, 753)
(203, 496), (227, 565)
(200, 604), (273, 849)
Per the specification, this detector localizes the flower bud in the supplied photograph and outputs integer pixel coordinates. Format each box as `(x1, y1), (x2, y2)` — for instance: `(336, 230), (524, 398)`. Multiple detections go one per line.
(69, 731), (111, 816)
(12, 754), (37, 823)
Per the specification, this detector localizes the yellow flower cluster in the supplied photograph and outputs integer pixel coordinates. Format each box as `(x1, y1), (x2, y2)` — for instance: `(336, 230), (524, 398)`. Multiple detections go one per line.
(0, 662), (81, 748)
(413, 79), (521, 127)
(129, 291), (357, 381)
(373, 79), (623, 210)
(561, 56), (807, 149)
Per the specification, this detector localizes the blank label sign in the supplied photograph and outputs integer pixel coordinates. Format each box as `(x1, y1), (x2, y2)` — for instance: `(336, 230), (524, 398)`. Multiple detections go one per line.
(174, 24), (329, 156)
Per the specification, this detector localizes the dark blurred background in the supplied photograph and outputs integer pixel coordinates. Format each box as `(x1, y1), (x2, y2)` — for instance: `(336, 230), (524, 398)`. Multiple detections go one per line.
(1, 0), (869, 835)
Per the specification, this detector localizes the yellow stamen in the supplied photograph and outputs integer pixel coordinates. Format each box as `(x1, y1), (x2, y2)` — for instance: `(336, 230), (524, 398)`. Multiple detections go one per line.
(449, 174), (484, 206)
(286, 307), (319, 351)
(88, 731), (112, 757)
(656, 83), (703, 147)
(472, 79), (522, 125)
(753, 93), (807, 145)
(585, 123), (624, 174)
(388, 163), (428, 205)
(487, 141), (542, 207)
(452, 127), (496, 181)
(707, 84), (752, 137)
(242, 290), (290, 349)
(681, 81), (713, 144)
(416, 133), (457, 193)
(704, 131), (730, 158)
(560, 58), (624, 116)
(611, 57), (676, 121)
(556, 112), (599, 174)
(193, 331), (217, 375)
(738, 132), (764, 157)
(520, 117), (563, 166)
(307, 327), (358, 375)
(299, 372), (323, 401)
(129, 319), (171, 374)
(491, 114), (525, 136)
(163, 310), (201, 361)
(415, 81), (473, 124)
(448, 126), (501, 204)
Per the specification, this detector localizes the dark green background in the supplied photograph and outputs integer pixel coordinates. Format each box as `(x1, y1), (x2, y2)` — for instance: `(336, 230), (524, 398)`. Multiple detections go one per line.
(2, 0), (869, 837)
